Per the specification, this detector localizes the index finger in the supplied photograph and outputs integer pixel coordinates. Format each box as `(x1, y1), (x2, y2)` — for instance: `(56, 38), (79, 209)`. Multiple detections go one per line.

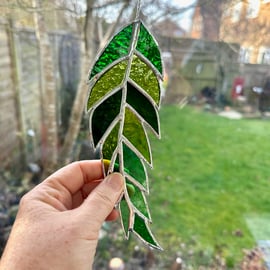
(45, 160), (104, 195)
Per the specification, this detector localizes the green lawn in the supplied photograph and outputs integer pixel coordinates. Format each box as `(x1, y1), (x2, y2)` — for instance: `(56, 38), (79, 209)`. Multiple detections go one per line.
(148, 105), (270, 266)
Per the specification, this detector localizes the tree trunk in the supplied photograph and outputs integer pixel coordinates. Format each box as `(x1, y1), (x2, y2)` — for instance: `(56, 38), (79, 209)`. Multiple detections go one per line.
(59, 0), (95, 165)
(6, 18), (27, 169)
(60, 0), (129, 165)
(33, 0), (58, 177)
(198, 0), (225, 41)
(59, 47), (90, 165)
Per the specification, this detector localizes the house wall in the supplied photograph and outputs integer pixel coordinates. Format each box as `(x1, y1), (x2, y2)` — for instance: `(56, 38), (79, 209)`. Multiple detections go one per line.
(220, 0), (270, 64)
(156, 36), (240, 103)
(190, 0), (270, 64)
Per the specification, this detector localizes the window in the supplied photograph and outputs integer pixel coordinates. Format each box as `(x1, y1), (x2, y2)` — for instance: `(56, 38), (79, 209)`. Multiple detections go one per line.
(231, 2), (243, 22)
(261, 51), (270, 64)
(239, 47), (253, 63)
(246, 0), (260, 18)
(258, 47), (270, 64)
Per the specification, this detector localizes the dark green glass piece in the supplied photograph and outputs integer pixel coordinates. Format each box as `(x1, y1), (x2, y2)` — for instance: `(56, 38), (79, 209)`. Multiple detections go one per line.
(112, 162), (130, 175)
(92, 90), (122, 146)
(130, 55), (160, 105)
(87, 61), (128, 110)
(127, 82), (159, 135)
(123, 107), (151, 164)
(133, 214), (159, 248)
(90, 24), (133, 79)
(123, 143), (147, 189)
(102, 123), (120, 161)
(120, 200), (130, 237)
(136, 22), (162, 75)
(113, 155), (120, 173)
(127, 179), (150, 220)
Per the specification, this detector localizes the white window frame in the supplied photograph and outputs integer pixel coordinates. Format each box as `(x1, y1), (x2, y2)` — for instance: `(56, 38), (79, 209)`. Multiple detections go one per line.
(231, 2), (243, 22)
(246, 0), (260, 19)
(239, 47), (253, 63)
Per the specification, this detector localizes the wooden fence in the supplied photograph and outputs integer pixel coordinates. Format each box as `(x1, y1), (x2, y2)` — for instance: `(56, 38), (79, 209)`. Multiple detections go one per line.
(0, 21), (80, 169)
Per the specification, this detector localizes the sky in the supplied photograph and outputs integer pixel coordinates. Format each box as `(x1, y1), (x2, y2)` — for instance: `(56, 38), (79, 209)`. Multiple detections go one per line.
(170, 0), (197, 31)
(76, 0), (197, 32)
(171, 0), (197, 8)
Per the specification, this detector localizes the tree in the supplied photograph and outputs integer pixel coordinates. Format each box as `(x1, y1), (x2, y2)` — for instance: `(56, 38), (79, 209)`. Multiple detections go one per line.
(59, 0), (130, 165)
(220, 0), (270, 64)
(197, 0), (228, 41)
(32, 0), (58, 176)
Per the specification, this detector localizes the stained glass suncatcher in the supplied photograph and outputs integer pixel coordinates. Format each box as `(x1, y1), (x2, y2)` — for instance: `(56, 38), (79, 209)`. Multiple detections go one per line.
(86, 18), (163, 250)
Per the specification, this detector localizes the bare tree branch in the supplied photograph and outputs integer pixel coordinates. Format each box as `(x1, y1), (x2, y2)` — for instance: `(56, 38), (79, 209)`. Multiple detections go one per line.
(59, 0), (131, 164)
(99, 0), (130, 48)
(0, 0), (128, 15)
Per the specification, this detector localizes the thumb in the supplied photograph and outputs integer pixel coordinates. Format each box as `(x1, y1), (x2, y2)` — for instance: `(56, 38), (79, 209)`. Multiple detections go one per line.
(79, 173), (124, 233)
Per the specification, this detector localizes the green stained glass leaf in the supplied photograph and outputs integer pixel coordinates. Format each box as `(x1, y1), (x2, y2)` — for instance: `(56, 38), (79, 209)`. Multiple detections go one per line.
(86, 20), (162, 250)
(136, 22), (163, 76)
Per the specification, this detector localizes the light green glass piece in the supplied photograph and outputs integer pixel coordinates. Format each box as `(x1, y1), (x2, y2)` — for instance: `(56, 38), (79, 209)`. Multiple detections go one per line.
(102, 123), (119, 161)
(123, 107), (151, 164)
(136, 22), (163, 75)
(130, 55), (160, 105)
(87, 61), (128, 109)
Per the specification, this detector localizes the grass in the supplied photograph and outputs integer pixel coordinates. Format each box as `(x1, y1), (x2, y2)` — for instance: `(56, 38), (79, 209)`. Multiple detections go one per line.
(147, 105), (270, 267)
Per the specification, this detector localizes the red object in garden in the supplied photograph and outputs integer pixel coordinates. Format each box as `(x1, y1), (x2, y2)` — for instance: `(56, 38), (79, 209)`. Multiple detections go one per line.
(231, 77), (244, 100)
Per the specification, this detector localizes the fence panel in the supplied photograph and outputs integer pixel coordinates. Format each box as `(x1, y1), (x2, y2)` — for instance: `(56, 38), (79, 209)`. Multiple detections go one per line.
(0, 23), (80, 169)
(0, 23), (20, 166)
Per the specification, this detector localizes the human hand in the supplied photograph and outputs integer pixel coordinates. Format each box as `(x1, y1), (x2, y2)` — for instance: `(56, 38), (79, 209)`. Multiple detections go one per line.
(0, 160), (124, 270)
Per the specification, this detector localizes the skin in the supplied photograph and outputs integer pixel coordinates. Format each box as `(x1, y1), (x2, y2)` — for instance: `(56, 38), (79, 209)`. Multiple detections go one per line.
(0, 160), (124, 270)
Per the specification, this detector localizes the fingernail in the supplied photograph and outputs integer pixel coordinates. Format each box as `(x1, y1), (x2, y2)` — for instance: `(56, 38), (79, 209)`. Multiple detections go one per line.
(106, 173), (124, 192)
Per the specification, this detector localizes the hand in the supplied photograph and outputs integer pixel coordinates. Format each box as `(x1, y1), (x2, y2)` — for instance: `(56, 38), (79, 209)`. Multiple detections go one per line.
(0, 160), (124, 270)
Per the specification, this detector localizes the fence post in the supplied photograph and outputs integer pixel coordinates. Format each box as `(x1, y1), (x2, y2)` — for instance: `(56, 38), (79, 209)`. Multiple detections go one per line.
(6, 18), (26, 169)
